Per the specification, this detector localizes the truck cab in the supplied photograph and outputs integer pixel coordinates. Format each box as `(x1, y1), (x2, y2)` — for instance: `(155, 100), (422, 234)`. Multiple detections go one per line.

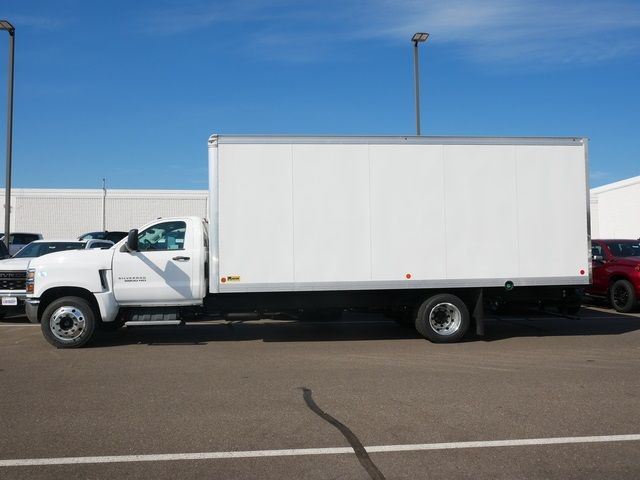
(26, 217), (208, 347)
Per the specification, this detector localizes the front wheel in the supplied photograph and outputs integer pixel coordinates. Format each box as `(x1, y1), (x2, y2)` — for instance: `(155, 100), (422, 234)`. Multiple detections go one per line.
(41, 296), (97, 348)
(415, 294), (470, 343)
(610, 280), (637, 313)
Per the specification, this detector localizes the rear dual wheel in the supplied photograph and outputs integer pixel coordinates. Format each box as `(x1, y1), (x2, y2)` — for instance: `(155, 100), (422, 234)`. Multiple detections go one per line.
(415, 294), (470, 343)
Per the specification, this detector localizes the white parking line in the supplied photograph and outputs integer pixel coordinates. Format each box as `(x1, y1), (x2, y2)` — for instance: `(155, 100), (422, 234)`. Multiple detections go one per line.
(1, 434), (638, 467)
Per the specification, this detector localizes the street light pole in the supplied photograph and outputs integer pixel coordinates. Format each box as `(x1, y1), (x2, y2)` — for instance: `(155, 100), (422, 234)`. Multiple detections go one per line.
(411, 32), (429, 136)
(0, 20), (15, 249)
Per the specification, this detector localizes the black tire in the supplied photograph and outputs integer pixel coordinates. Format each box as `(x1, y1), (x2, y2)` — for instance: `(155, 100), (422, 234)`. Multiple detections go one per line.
(41, 296), (97, 348)
(610, 280), (637, 313)
(559, 291), (583, 316)
(415, 294), (470, 343)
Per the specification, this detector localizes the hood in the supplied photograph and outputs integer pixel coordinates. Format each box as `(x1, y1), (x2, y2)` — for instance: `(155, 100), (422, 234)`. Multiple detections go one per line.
(0, 257), (32, 270)
(29, 248), (114, 271)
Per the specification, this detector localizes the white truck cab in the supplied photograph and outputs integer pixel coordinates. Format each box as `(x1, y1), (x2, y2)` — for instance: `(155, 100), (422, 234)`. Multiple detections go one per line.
(26, 217), (208, 347)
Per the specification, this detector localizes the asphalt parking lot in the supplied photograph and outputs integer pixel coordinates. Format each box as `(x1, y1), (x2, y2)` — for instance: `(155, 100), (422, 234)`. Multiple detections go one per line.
(1, 307), (639, 479)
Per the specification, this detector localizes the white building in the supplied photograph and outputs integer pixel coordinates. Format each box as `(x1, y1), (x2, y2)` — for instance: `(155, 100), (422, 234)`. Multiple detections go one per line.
(0, 188), (208, 239)
(590, 176), (640, 239)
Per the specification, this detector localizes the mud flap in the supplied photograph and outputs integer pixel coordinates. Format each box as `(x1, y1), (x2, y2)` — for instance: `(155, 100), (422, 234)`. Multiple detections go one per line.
(472, 289), (485, 336)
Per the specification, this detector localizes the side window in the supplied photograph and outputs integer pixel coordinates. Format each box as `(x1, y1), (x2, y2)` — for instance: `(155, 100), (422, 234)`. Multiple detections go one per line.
(605, 242), (621, 257)
(24, 234), (41, 244)
(11, 234), (24, 244)
(137, 221), (186, 252)
(107, 232), (126, 243)
(606, 241), (640, 258)
(89, 242), (112, 249)
(12, 234), (40, 244)
(591, 244), (603, 257)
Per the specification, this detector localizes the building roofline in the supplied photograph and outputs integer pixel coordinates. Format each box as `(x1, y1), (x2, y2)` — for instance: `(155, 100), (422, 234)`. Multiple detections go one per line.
(591, 175), (640, 195)
(0, 188), (209, 198)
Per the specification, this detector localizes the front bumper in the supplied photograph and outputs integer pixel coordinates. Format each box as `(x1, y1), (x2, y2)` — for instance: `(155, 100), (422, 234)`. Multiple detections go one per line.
(25, 298), (39, 324)
(0, 291), (27, 308)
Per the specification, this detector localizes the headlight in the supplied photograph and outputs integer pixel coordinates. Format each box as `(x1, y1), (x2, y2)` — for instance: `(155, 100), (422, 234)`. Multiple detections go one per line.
(26, 268), (35, 294)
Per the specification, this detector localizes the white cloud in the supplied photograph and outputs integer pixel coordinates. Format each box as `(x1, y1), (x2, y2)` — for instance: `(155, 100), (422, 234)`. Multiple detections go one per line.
(138, 0), (640, 65)
(10, 14), (66, 32)
(359, 0), (640, 64)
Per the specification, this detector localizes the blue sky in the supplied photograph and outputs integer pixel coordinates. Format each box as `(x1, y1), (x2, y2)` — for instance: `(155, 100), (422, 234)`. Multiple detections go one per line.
(0, 0), (639, 189)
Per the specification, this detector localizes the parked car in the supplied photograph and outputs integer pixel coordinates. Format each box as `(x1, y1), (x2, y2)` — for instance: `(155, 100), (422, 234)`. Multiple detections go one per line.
(0, 232), (43, 256)
(588, 239), (640, 312)
(0, 241), (9, 260)
(0, 239), (114, 315)
(78, 231), (128, 243)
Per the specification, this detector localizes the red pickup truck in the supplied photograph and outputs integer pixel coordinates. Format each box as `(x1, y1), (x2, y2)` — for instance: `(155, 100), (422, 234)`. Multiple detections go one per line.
(589, 239), (640, 312)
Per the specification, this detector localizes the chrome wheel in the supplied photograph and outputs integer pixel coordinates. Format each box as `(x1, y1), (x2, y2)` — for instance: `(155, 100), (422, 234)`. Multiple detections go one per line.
(428, 302), (462, 336)
(50, 306), (86, 341)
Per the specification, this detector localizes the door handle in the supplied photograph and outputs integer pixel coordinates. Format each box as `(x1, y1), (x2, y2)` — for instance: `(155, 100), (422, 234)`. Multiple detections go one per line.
(172, 256), (190, 262)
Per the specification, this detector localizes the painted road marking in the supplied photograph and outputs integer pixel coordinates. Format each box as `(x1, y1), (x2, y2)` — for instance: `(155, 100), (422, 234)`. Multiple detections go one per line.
(1, 434), (639, 467)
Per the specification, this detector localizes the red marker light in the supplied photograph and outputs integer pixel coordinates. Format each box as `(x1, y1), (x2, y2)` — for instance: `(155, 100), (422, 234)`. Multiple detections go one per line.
(579, 269), (585, 275)
(405, 273), (412, 279)
(221, 277), (227, 283)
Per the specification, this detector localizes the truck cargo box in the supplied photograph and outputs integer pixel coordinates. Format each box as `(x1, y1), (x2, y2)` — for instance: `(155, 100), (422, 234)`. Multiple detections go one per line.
(208, 135), (589, 294)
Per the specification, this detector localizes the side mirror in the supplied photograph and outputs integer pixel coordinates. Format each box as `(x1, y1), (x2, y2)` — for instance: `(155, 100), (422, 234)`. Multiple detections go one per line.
(592, 255), (604, 262)
(126, 229), (139, 252)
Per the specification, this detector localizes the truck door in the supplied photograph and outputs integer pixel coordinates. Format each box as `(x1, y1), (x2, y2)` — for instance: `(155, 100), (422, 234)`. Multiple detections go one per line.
(112, 219), (199, 305)
(590, 242), (608, 295)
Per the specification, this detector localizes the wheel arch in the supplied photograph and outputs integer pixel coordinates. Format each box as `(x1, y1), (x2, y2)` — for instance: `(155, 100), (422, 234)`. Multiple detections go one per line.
(38, 287), (100, 323)
(609, 274), (631, 286)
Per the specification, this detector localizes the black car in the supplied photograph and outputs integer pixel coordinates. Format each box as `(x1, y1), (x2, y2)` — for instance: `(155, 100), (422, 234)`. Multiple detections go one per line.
(78, 231), (128, 243)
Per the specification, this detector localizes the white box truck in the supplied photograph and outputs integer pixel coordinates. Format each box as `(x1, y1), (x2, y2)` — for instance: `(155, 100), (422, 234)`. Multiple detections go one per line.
(25, 135), (590, 347)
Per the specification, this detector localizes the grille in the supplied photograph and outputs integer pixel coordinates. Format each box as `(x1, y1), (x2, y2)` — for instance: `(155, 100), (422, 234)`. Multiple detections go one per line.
(0, 270), (27, 291)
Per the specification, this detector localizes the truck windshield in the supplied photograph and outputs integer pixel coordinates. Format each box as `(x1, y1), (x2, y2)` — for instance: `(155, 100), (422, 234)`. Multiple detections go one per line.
(606, 241), (640, 258)
(14, 242), (84, 258)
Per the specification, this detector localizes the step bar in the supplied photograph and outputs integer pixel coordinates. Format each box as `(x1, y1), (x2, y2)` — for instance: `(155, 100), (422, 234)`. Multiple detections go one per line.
(125, 320), (182, 327)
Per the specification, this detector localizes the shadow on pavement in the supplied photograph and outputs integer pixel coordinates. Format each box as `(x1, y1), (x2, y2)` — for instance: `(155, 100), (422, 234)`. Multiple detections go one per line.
(84, 308), (640, 348)
(481, 308), (640, 341)
(91, 314), (420, 348)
